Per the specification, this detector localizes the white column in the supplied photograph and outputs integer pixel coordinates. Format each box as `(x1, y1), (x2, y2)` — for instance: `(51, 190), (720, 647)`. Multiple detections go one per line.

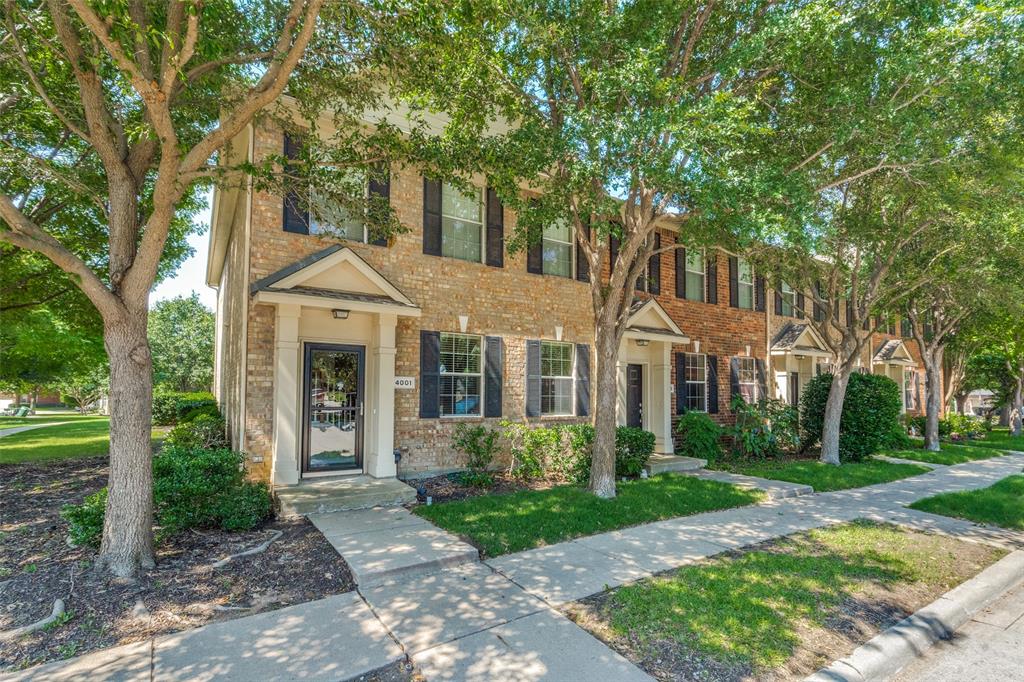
(272, 304), (301, 486)
(653, 342), (673, 453)
(366, 313), (398, 478)
(616, 339), (627, 427)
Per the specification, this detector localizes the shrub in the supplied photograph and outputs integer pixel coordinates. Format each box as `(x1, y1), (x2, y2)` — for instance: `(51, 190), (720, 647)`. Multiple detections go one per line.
(152, 390), (182, 425)
(164, 414), (229, 450)
(675, 412), (723, 462)
(63, 446), (272, 546)
(151, 391), (218, 425)
(728, 395), (779, 458)
(181, 403), (222, 423)
(556, 423), (594, 485)
(501, 421), (558, 479)
(945, 413), (983, 439)
(61, 488), (107, 548)
(452, 423), (500, 487)
(615, 426), (655, 477)
(801, 372), (903, 461)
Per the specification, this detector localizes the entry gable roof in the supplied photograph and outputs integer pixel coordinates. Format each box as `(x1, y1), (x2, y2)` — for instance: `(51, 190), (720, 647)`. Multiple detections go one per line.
(250, 245), (420, 315)
(770, 322), (831, 357)
(873, 339), (916, 366)
(624, 298), (689, 343)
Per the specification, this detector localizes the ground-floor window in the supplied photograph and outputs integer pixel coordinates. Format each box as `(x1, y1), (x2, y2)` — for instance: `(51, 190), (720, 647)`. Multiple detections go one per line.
(440, 333), (482, 416)
(737, 356), (758, 402)
(685, 353), (707, 412)
(540, 341), (574, 415)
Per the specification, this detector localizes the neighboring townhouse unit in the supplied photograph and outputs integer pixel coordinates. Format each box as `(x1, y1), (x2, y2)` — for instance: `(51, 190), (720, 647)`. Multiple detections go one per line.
(208, 119), (932, 487)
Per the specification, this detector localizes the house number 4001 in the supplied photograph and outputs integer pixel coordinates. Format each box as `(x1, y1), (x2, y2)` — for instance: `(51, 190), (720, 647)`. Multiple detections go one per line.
(394, 377), (416, 389)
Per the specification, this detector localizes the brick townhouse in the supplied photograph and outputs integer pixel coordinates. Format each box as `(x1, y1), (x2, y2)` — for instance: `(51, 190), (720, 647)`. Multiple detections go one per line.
(207, 115), (930, 487)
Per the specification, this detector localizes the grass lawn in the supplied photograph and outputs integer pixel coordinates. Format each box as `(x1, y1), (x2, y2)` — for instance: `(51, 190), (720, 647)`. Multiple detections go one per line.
(882, 441), (1007, 466)
(909, 475), (1024, 530)
(960, 428), (1024, 453)
(413, 474), (765, 557)
(710, 457), (930, 492)
(0, 413), (91, 428)
(570, 521), (1004, 678)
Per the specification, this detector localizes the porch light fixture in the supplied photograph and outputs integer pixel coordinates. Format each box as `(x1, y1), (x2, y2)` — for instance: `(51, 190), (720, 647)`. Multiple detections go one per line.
(745, 344), (751, 356)
(555, 325), (563, 341)
(693, 340), (701, 353)
(458, 315), (469, 333)
(332, 309), (350, 319)
(635, 338), (650, 347)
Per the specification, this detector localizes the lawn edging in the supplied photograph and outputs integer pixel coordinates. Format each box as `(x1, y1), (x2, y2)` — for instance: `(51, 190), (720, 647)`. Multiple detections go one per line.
(808, 549), (1024, 682)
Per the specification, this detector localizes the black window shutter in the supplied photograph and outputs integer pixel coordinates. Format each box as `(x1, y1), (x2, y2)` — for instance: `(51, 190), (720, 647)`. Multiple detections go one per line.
(575, 344), (591, 417)
(729, 357), (741, 401)
(484, 336), (503, 417)
(367, 163), (390, 246)
(609, 236), (619, 274)
(675, 352), (687, 415)
(728, 256), (739, 308)
(755, 358), (768, 401)
(419, 331), (440, 418)
(755, 276), (766, 312)
(675, 247), (687, 299)
(576, 219), (591, 283)
(422, 178), (442, 256)
(282, 133), (309, 234)
(707, 356), (719, 414)
(813, 282), (824, 322)
(774, 282), (783, 315)
(527, 236), (543, 274)
(648, 233), (661, 295)
(796, 292), (806, 319)
(706, 253), (718, 304)
(526, 340), (542, 417)
(485, 188), (504, 268)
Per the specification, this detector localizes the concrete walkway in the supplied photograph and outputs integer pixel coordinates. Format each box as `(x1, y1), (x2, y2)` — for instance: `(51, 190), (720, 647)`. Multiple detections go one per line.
(0, 421), (71, 438)
(891, 580), (1024, 682)
(8, 452), (1024, 682)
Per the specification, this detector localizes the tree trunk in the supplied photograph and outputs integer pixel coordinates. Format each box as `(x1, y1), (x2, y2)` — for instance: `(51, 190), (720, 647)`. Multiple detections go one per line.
(922, 349), (943, 452)
(29, 386), (38, 414)
(95, 311), (156, 578)
(820, 366), (852, 465)
(589, 324), (618, 499)
(1012, 374), (1023, 438)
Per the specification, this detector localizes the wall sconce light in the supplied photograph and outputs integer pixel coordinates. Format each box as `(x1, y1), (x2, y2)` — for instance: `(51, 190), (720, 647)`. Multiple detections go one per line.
(745, 344), (751, 356)
(635, 338), (650, 347)
(693, 340), (701, 353)
(332, 309), (350, 319)
(458, 315), (469, 333)
(555, 325), (563, 341)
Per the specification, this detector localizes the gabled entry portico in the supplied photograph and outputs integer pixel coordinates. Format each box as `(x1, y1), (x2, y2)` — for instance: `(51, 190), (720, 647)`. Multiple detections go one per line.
(251, 245), (421, 486)
(618, 299), (690, 453)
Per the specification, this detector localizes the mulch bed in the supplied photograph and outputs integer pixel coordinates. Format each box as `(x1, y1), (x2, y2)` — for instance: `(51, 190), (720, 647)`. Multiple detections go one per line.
(405, 471), (558, 504)
(0, 456), (356, 673)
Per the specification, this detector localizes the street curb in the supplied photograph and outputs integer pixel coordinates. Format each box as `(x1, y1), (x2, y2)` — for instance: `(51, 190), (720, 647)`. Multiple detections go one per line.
(806, 549), (1024, 682)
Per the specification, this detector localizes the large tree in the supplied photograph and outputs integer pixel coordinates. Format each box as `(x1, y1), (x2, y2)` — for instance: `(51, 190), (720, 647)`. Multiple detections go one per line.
(398, 0), (1023, 490)
(0, 0), (427, 577)
(149, 294), (215, 393)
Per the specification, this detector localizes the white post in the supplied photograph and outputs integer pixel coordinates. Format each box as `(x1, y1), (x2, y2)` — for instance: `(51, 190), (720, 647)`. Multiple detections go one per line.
(653, 342), (673, 453)
(367, 313), (398, 478)
(272, 304), (301, 486)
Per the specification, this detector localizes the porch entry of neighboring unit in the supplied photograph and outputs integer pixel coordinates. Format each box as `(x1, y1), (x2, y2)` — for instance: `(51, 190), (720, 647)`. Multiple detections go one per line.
(302, 343), (365, 473)
(626, 363), (643, 428)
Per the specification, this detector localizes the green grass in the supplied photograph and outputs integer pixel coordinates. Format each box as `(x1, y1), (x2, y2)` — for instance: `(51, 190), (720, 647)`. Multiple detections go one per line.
(0, 413), (91, 428)
(882, 442), (1007, 466)
(960, 428), (1024, 453)
(413, 474), (765, 557)
(710, 458), (930, 491)
(597, 521), (1003, 673)
(0, 417), (115, 464)
(909, 475), (1024, 530)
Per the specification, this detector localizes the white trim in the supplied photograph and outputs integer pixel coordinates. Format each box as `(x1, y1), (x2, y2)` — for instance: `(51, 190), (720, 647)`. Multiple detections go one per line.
(254, 290), (421, 317)
(626, 298), (688, 339)
(270, 246), (416, 307)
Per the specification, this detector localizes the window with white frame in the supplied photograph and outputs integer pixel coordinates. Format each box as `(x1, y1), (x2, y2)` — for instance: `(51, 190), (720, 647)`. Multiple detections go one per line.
(738, 258), (754, 309)
(441, 182), (483, 263)
(309, 170), (367, 242)
(685, 353), (708, 412)
(780, 281), (795, 317)
(439, 333), (482, 416)
(542, 220), (573, 278)
(903, 369), (915, 412)
(737, 356), (758, 402)
(540, 341), (574, 415)
(685, 250), (705, 302)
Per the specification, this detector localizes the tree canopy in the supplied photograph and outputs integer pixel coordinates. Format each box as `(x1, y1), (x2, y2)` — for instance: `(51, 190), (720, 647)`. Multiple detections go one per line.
(148, 294), (215, 393)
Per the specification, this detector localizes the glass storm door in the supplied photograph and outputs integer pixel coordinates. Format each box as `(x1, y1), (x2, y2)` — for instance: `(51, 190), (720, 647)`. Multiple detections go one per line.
(303, 344), (365, 473)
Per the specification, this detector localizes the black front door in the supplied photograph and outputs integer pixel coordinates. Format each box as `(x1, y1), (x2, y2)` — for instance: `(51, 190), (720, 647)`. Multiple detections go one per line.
(789, 372), (800, 408)
(626, 363), (643, 428)
(303, 343), (365, 473)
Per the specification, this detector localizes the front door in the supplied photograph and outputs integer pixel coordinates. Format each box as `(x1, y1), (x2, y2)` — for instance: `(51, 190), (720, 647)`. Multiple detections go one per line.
(303, 343), (365, 473)
(626, 363), (643, 428)
(788, 372), (800, 408)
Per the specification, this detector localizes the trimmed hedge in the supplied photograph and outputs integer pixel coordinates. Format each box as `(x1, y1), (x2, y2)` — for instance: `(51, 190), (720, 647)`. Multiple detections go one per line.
(801, 372), (903, 461)
(152, 390), (218, 425)
(675, 412), (724, 462)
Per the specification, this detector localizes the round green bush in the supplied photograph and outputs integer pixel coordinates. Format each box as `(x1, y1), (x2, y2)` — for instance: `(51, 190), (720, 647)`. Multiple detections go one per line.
(675, 412), (723, 461)
(801, 372), (903, 461)
(615, 426), (655, 477)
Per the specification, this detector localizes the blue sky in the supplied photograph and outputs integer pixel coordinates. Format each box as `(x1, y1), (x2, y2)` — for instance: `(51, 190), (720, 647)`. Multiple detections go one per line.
(151, 199), (217, 309)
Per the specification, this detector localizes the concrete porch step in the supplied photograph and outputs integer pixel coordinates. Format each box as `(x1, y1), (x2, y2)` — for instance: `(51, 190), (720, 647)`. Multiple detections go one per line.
(645, 453), (707, 475)
(276, 475), (417, 516)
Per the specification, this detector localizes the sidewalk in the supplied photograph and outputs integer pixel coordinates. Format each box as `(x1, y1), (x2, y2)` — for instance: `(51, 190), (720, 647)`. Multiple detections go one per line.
(7, 452), (1024, 682)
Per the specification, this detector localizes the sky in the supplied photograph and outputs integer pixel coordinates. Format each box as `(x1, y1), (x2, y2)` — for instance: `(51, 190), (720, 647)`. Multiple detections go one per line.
(150, 197), (217, 310)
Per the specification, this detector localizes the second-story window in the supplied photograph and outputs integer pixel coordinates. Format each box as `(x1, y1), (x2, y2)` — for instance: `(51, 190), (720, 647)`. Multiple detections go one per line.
(540, 341), (574, 415)
(685, 250), (705, 302)
(310, 171), (367, 242)
(441, 183), (483, 263)
(780, 281), (795, 317)
(738, 258), (754, 309)
(542, 221), (573, 278)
